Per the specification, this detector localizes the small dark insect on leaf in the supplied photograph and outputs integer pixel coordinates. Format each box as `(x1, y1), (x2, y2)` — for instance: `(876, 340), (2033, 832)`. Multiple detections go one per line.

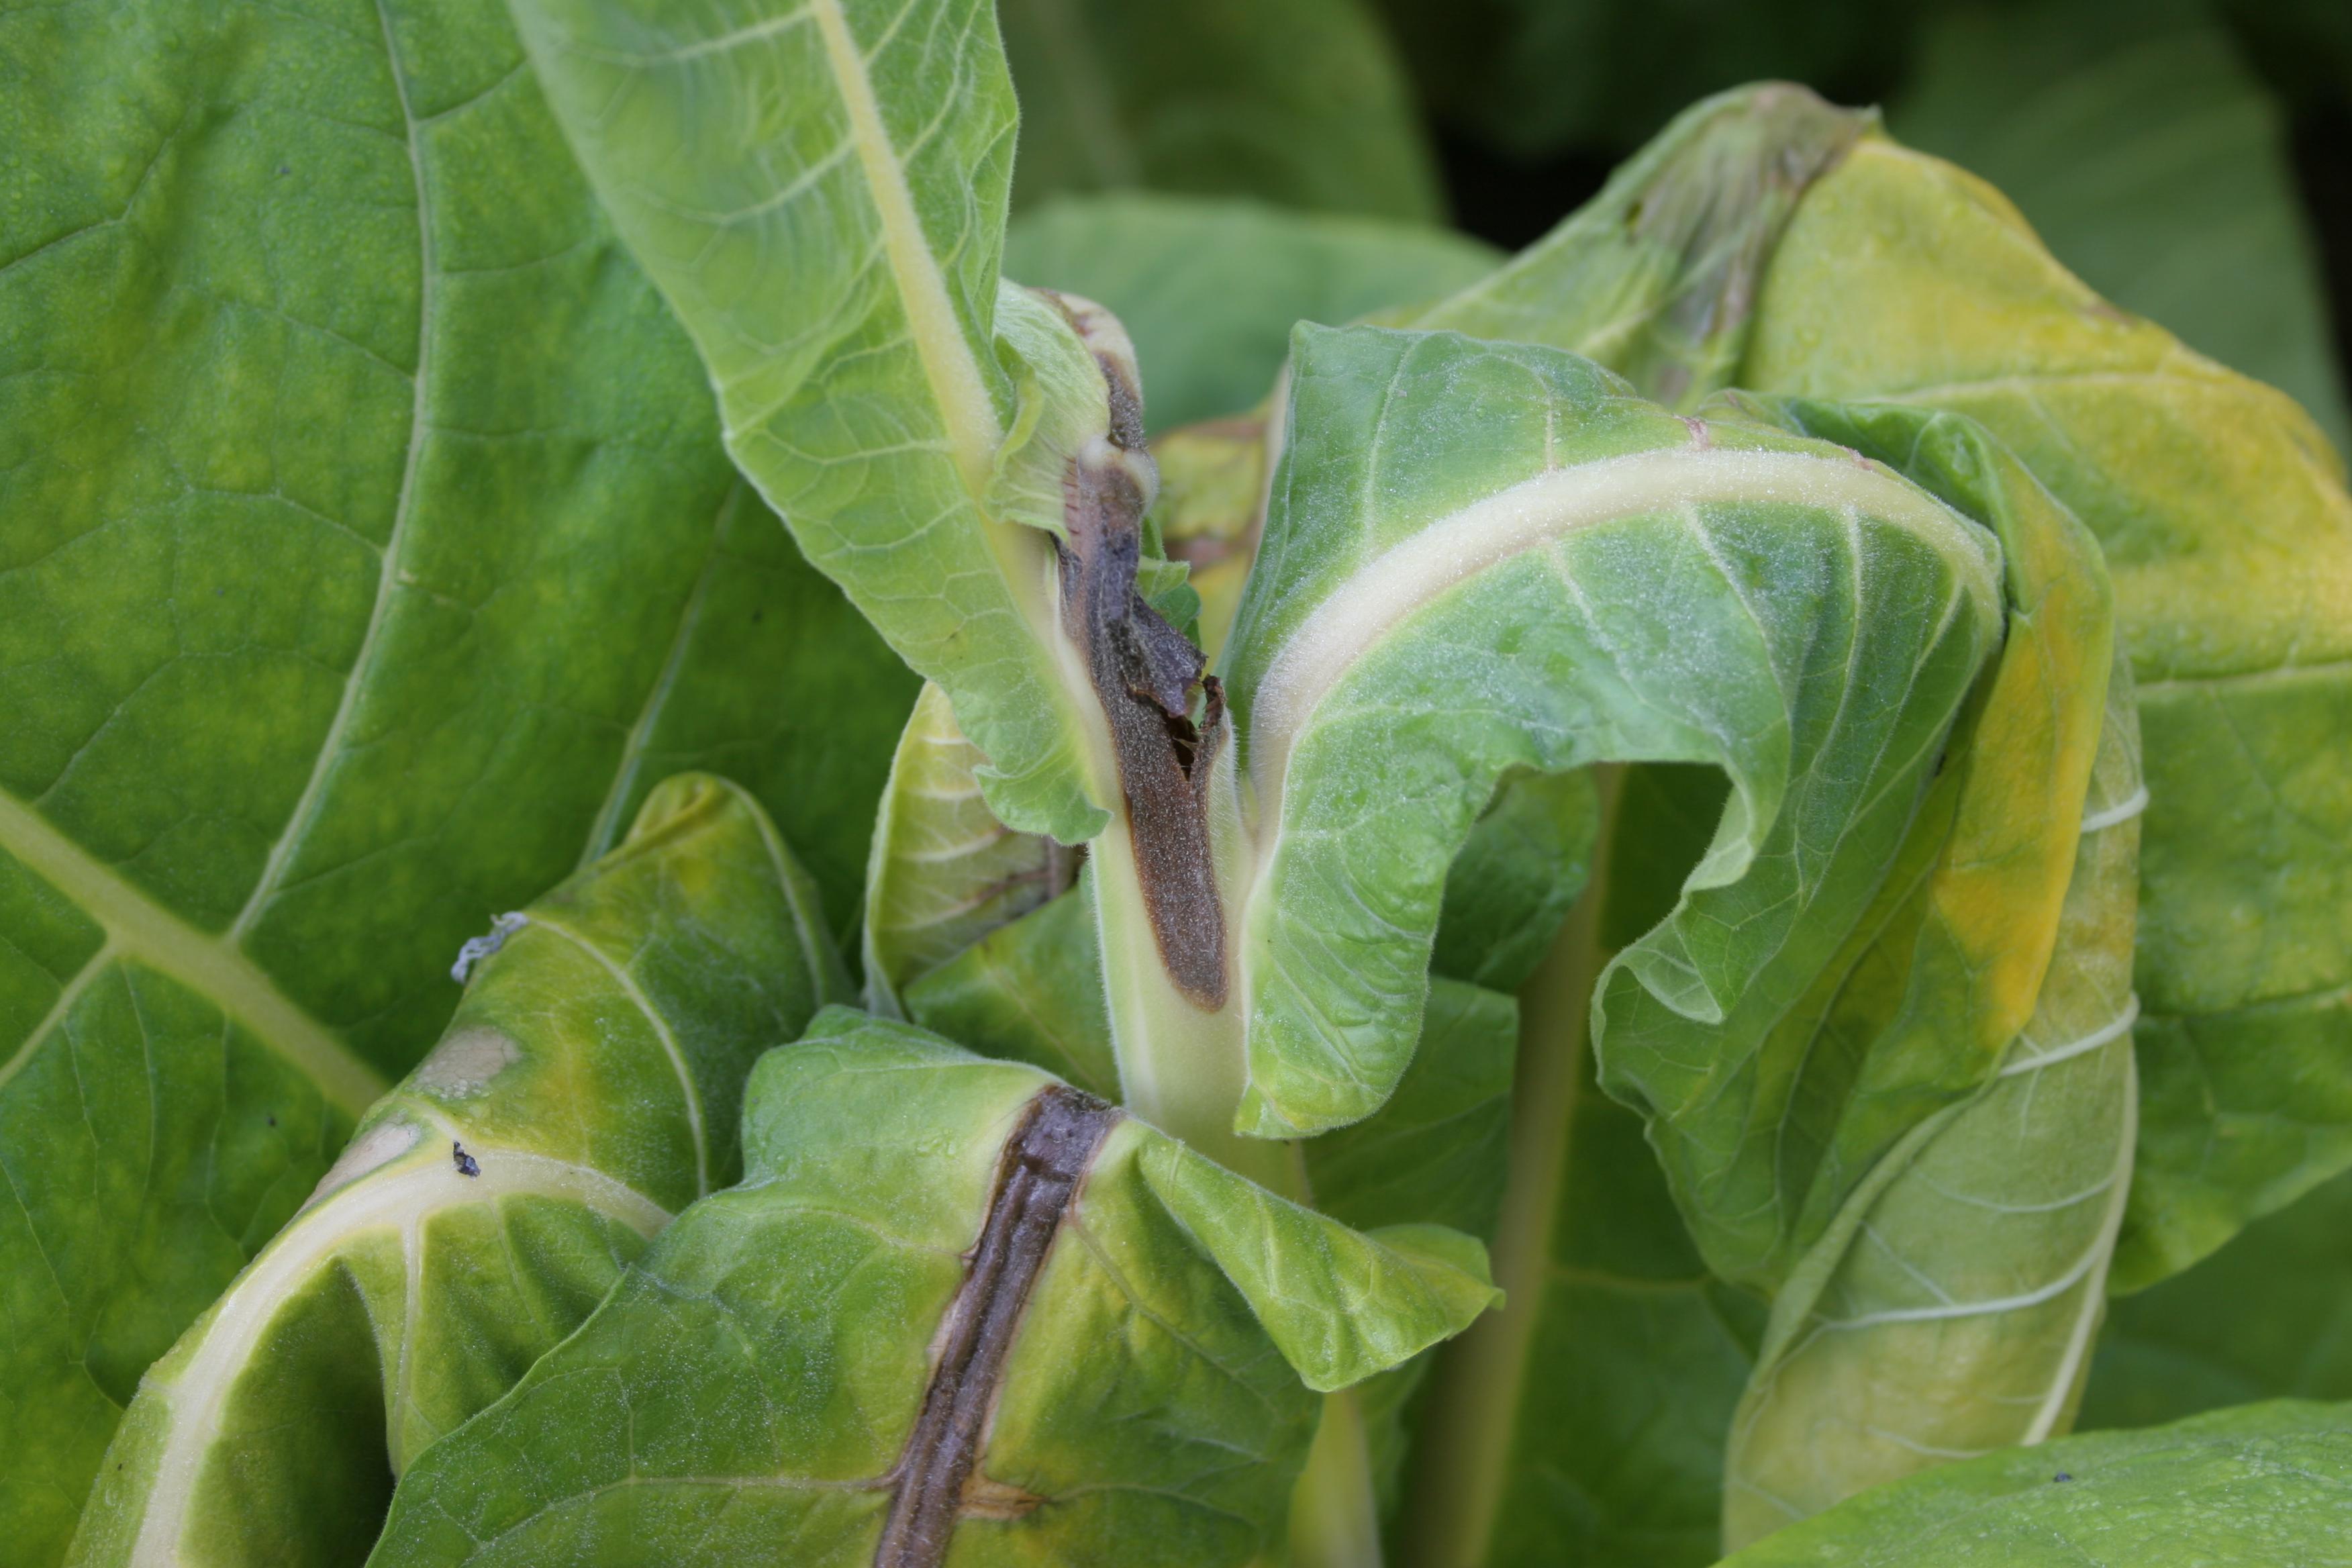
(2053, 1472), (2073, 1483)
(452, 1140), (480, 1178)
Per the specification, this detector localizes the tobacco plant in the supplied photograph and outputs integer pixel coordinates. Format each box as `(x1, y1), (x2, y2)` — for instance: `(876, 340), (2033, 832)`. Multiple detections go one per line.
(5, 0), (2350, 1565)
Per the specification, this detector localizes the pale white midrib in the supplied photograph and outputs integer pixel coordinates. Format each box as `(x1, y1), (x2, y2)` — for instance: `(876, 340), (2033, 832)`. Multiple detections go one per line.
(803, 0), (999, 487)
(1999, 993), (2140, 1077)
(127, 1145), (670, 1568)
(528, 916), (710, 1197)
(230, 0), (437, 944)
(1819, 1073), (2135, 1334)
(2019, 1048), (2137, 1446)
(1242, 447), (2003, 845)
(0, 790), (384, 1113)
(799, 0), (1083, 731)
(2077, 785), (2149, 834)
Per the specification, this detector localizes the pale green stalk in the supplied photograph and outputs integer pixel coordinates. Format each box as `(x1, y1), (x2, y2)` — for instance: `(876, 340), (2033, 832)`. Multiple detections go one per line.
(1399, 767), (1620, 1567)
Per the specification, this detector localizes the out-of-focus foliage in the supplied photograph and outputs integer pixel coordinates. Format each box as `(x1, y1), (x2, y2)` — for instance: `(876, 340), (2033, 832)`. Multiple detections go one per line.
(1006, 195), (1499, 430)
(999, 0), (1444, 222)
(2082, 1167), (2352, 1430)
(1892, 0), (2350, 451)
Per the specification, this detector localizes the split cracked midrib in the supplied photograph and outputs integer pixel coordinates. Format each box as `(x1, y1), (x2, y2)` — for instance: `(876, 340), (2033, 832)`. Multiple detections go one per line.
(873, 1084), (1118, 1568)
(0, 787), (385, 1113)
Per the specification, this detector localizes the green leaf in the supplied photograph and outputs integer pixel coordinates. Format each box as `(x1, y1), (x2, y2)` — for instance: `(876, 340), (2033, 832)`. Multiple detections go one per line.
(1890, 0), (2352, 454)
(1004, 194), (1500, 430)
(997, 0), (1443, 222)
(1220, 325), (2004, 1137)
(1368, 0), (1912, 162)
(1432, 769), (1598, 995)
(861, 683), (1069, 1013)
(2082, 1166), (2352, 1430)
(67, 775), (844, 1566)
(1716, 1399), (2352, 1566)
(1402, 397), (2125, 1560)
(0, 5), (903, 1557)
(511, 0), (1108, 844)
(907, 897), (1519, 1542)
(1735, 121), (2352, 1287)
(1423, 82), (2352, 1288)
(369, 1008), (1495, 1567)
(1409, 85), (1873, 407)
(902, 885), (1518, 1244)
(904, 890), (1122, 1095)
(1724, 577), (2140, 1545)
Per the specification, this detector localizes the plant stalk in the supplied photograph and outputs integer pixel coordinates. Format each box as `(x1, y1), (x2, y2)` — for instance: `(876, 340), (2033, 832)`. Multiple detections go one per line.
(1089, 777), (1387, 1563)
(1288, 1389), (1383, 1568)
(1397, 765), (1622, 1567)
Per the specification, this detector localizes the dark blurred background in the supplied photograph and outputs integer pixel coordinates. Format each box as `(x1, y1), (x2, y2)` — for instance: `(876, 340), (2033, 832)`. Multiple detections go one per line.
(997, 0), (2352, 449)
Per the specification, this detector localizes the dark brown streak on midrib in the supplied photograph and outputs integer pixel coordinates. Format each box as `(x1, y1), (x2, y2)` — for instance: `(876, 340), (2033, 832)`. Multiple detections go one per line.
(872, 1085), (1120, 1568)
(1040, 290), (1230, 1008)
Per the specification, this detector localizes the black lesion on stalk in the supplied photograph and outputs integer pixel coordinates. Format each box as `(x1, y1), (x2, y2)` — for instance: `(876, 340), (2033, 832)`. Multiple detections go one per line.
(1040, 291), (1230, 1009)
(872, 1085), (1120, 1568)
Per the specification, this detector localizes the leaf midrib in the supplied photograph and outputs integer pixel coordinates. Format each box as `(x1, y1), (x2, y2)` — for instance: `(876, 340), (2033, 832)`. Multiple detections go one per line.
(230, 0), (440, 945)
(128, 1138), (670, 1567)
(0, 787), (385, 1112)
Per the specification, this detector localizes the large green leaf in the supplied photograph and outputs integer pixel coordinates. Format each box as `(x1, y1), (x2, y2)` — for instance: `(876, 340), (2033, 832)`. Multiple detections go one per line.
(997, 0), (1442, 222)
(369, 1010), (1496, 1567)
(859, 683), (1070, 1015)
(1739, 124), (2352, 1287)
(1400, 397), (2126, 1561)
(67, 776), (843, 1566)
(1717, 1399), (2352, 1566)
(1004, 194), (1500, 430)
(1721, 401), (2145, 1542)
(1407, 83), (2352, 1289)
(897, 883), (1523, 1544)
(1890, 0), (2352, 454)
(512, 0), (1108, 845)
(1219, 325), (2004, 1138)
(0, 3), (903, 1559)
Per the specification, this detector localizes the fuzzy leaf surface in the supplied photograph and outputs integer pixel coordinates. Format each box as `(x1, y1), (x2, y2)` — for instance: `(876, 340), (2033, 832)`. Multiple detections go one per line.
(1221, 326), (2003, 1138)
(513, 0), (1106, 843)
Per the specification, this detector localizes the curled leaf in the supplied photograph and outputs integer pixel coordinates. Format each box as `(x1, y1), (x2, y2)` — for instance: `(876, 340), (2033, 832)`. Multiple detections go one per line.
(68, 777), (844, 1567)
(369, 1009), (1496, 1567)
